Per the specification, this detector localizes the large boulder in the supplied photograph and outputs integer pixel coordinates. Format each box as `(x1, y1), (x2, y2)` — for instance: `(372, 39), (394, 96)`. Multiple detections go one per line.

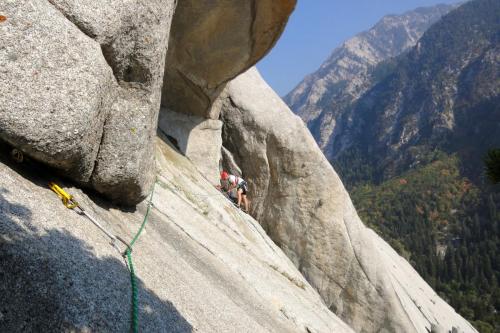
(45, 0), (177, 204)
(221, 68), (476, 333)
(162, 0), (296, 119)
(0, 137), (354, 333)
(0, 0), (114, 182)
(0, 0), (176, 204)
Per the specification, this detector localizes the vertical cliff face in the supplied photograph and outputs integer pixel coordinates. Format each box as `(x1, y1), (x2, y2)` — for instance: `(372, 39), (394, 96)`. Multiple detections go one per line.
(283, 4), (456, 159)
(221, 67), (476, 333)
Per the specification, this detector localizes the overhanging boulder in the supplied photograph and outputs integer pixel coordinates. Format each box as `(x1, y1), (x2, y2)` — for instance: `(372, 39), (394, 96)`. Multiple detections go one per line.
(162, 0), (296, 119)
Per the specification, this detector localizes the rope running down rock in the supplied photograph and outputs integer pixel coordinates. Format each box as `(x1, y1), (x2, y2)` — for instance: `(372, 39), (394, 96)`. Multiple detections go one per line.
(125, 179), (156, 333)
(49, 180), (157, 333)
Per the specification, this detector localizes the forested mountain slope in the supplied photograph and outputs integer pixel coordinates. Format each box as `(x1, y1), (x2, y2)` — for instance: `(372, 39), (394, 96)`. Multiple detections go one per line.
(304, 0), (499, 330)
(333, 0), (499, 183)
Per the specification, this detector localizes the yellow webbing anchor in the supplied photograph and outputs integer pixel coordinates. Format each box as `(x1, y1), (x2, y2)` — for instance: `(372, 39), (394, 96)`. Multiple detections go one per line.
(49, 182), (79, 209)
(48, 182), (131, 256)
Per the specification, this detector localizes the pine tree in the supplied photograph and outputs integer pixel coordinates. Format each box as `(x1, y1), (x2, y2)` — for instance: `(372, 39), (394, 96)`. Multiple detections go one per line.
(484, 149), (500, 184)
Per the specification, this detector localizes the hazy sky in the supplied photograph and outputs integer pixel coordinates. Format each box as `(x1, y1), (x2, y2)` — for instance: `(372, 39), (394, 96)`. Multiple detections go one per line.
(256, 0), (460, 97)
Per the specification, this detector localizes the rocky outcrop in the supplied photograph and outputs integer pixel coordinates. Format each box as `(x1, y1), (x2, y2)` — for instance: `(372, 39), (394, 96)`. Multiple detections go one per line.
(0, 0), (176, 204)
(162, 0), (296, 119)
(283, 4), (456, 159)
(0, 1), (478, 332)
(157, 0), (296, 183)
(45, 0), (177, 204)
(0, 138), (354, 333)
(221, 67), (476, 333)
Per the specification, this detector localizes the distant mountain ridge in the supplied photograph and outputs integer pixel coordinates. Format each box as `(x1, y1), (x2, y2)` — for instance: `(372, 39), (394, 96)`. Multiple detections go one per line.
(333, 0), (499, 183)
(284, 3), (457, 156)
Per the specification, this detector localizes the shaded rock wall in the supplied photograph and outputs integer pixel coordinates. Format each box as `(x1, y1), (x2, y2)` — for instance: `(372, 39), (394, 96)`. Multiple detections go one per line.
(158, 109), (222, 184)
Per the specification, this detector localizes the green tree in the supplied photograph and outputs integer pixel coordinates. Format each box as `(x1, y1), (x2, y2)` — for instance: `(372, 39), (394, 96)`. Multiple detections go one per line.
(484, 149), (500, 184)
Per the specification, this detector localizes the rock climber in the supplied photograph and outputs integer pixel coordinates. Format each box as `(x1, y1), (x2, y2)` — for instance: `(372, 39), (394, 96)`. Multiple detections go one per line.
(220, 171), (250, 212)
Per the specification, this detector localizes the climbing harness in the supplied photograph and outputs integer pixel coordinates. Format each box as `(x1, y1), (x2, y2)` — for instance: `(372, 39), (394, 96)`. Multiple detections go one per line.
(49, 181), (157, 333)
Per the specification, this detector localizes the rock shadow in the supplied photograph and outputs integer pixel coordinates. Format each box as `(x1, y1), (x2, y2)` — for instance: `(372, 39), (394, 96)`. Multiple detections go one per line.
(0, 189), (192, 333)
(0, 140), (137, 213)
(157, 107), (222, 156)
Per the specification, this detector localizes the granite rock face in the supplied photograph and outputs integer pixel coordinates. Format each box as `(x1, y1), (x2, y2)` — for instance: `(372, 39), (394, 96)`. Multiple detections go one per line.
(0, 0), (115, 182)
(0, 138), (354, 333)
(47, 0), (177, 204)
(162, 0), (296, 119)
(0, 2), (477, 332)
(221, 68), (476, 333)
(0, 0), (176, 204)
(158, 0), (296, 183)
(0, 0), (295, 205)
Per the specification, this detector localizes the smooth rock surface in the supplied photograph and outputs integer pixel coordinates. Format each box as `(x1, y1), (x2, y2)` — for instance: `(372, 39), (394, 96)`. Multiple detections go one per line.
(162, 0), (296, 118)
(158, 108), (223, 184)
(221, 68), (477, 333)
(221, 146), (243, 177)
(0, 138), (354, 333)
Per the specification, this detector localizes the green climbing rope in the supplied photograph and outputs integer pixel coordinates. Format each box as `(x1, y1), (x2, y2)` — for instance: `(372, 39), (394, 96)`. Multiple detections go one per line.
(125, 250), (139, 332)
(125, 180), (157, 333)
